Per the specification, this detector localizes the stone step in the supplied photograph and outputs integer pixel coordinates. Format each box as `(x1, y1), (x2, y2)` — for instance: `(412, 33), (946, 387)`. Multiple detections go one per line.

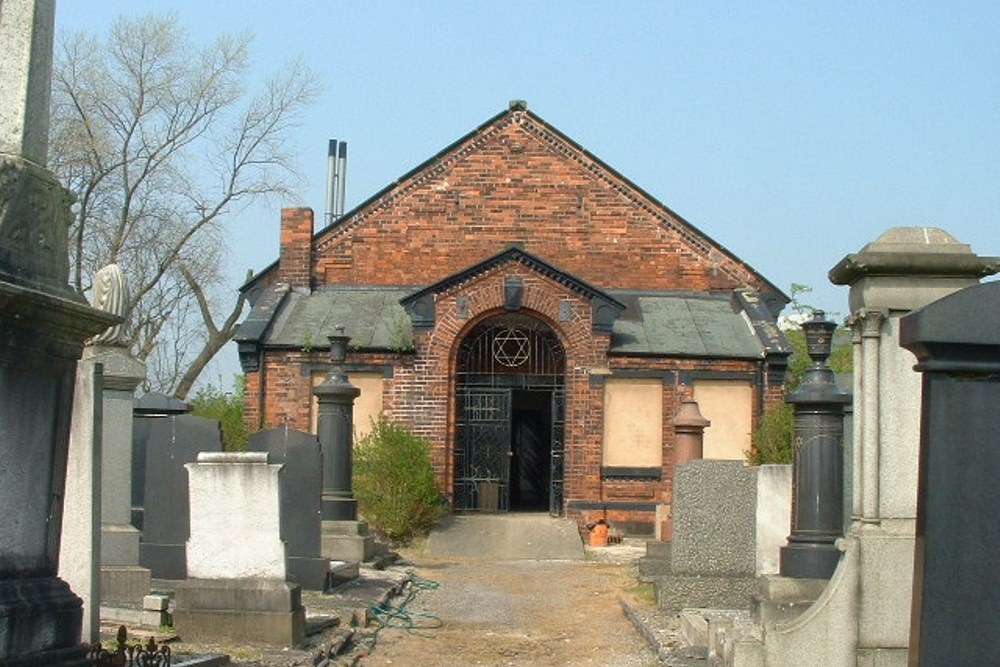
(424, 513), (584, 560)
(751, 574), (828, 626)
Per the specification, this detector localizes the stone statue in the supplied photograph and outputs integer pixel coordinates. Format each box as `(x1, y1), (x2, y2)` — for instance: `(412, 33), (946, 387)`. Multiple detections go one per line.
(89, 263), (128, 344)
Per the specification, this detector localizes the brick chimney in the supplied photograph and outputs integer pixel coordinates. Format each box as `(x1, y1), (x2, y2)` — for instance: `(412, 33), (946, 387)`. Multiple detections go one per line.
(279, 207), (314, 287)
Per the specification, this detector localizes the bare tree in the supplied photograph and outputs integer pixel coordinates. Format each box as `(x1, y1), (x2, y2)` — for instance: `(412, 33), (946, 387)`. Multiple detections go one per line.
(49, 13), (317, 397)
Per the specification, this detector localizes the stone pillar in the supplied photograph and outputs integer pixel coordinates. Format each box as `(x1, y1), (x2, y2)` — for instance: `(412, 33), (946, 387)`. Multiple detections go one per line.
(85, 345), (151, 606)
(672, 398), (709, 466)
(314, 330), (375, 563)
(780, 311), (851, 579)
(58, 362), (103, 644)
(1, 2), (121, 664)
(827, 227), (1000, 665)
(314, 330), (361, 522)
(900, 281), (1000, 666)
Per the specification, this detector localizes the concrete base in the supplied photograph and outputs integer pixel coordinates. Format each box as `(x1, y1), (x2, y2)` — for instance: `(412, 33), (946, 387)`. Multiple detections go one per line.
(173, 578), (304, 648)
(0, 577), (89, 666)
(656, 574), (757, 612)
(322, 520), (376, 563)
(287, 556), (331, 591)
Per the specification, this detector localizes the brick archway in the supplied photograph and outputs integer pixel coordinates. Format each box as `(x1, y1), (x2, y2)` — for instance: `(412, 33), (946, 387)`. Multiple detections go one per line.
(453, 313), (566, 514)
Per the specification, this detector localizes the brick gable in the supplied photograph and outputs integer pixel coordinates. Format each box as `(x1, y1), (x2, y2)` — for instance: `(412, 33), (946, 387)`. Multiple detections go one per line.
(308, 109), (772, 295)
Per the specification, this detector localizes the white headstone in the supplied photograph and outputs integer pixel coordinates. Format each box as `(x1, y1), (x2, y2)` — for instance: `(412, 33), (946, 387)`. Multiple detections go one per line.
(186, 452), (287, 580)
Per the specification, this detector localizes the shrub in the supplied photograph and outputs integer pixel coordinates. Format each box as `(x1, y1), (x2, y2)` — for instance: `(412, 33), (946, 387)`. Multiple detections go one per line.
(746, 401), (794, 465)
(353, 416), (445, 543)
(189, 376), (247, 451)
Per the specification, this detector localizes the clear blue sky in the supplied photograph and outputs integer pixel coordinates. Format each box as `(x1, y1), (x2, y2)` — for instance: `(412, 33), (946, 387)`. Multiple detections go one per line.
(55, 2), (1000, 382)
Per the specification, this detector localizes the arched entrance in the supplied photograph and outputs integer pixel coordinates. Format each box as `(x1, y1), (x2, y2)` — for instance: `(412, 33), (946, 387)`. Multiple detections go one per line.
(454, 313), (566, 514)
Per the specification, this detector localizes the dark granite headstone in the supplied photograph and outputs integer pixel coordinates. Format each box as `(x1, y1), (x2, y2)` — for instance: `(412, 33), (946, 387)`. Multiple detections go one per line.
(248, 427), (329, 590)
(900, 281), (1000, 667)
(138, 414), (221, 580)
(130, 393), (190, 531)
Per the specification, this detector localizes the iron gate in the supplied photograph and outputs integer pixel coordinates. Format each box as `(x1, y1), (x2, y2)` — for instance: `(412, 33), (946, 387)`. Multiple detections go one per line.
(454, 314), (567, 513)
(549, 388), (566, 516)
(455, 388), (511, 511)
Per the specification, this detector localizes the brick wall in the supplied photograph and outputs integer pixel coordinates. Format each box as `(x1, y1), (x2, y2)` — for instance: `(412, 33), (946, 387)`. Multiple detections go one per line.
(309, 111), (767, 295)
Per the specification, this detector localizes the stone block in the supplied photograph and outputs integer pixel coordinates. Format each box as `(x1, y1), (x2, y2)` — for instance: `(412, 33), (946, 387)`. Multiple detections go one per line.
(186, 452), (286, 580)
(143, 594), (169, 611)
(100, 524), (142, 566)
(656, 574), (757, 612)
(644, 539), (671, 560)
(173, 578), (304, 648)
(287, 556), (331, 591)
(321, 532), (375, 563)
(141, 610), (170, 628)
(100, 566), (151, 606)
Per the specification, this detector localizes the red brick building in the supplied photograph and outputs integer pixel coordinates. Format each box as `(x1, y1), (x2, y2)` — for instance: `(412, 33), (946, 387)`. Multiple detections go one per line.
(236, 102), (790, 535)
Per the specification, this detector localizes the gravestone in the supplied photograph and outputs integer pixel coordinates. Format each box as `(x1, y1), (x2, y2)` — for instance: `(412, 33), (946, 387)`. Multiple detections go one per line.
(1, 1), (120, 664)
(655, 459), (759, 610)
(173, 452), (305, 647)
(58, 362), (103, 644)
(900, 280), (1000, 666)
(138, 414), (222, 580)
(248, 427), (330, 590)
(131, 392), (190, 531)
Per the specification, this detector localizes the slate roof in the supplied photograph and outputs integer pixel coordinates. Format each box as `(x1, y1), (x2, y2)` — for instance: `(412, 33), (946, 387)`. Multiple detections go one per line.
(608, 291), (764, 358)
(237, 285), (772, 360)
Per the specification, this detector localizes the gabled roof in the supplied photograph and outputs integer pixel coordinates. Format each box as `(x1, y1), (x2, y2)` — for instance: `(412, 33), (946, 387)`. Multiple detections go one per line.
(242, 102), (789, 308)
(399, 246), (625, 310)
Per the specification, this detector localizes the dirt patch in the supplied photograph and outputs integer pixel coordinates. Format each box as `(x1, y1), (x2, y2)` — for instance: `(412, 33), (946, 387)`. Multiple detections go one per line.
(356, 553), (660, 667)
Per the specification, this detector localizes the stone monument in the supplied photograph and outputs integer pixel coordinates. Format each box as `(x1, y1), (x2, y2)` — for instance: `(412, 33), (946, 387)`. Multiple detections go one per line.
(173, 452), (306, 647)
(0, 1), (120, 663)
(735, 229), (1000, 667)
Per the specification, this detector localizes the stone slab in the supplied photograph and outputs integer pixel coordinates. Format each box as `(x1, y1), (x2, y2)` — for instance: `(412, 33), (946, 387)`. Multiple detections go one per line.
(99, 566), (151, 606)
(672, 460), (756, 576)
(139, 415), (222, 579)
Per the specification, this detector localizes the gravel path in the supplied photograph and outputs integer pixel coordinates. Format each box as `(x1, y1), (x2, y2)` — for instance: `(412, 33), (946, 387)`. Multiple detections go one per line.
(356, 551), (663, 667)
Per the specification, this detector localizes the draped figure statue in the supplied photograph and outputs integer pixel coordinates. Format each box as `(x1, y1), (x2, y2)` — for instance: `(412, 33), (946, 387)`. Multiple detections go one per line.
(89, 263), (128, 345)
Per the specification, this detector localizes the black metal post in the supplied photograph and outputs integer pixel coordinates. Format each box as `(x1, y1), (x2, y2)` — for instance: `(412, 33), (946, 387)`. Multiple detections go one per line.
(314, 329), (360, 521)
(780, 311), (851, 579)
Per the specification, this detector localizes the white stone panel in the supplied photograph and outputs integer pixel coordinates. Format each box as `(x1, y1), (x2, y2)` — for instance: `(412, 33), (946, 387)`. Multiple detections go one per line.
(186, 452), (286, 580)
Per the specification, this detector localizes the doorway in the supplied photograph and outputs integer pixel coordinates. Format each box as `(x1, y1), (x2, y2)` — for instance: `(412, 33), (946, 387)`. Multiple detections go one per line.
(454, 314), (565, 514)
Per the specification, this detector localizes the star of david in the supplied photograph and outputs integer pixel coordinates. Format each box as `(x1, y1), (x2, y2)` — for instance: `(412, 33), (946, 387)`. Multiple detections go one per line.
(493, 328), (530, 367)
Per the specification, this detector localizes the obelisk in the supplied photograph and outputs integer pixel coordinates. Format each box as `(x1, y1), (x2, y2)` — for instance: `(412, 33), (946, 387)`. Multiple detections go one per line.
(0, 1), (120, 664)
